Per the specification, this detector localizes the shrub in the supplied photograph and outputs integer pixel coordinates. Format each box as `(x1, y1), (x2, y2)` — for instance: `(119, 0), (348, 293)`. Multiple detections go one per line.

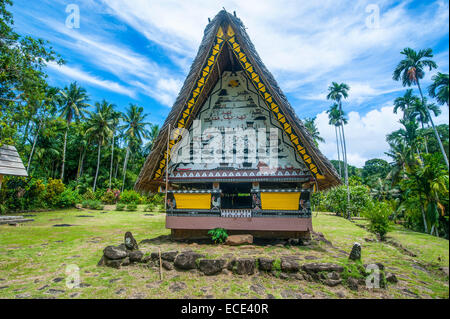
(54, 189), (82, 208)
(44, 178), (65, 207)
(208, 228), (228, 244)
(101, 189), (120, 204)
(83, 188), (96, 201)
(126, 203), (138, 211)
(119, 190), (142, 204)
(322, 185), (372, 217)
(144, 204), (154, 212)
(363, 201), (392, 240)
(116, 203), (126, 211)
(81, 199), (103, 210)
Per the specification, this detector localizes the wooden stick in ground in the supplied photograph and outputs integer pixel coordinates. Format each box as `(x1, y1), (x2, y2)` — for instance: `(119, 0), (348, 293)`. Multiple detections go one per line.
(159, 247), (163, 280)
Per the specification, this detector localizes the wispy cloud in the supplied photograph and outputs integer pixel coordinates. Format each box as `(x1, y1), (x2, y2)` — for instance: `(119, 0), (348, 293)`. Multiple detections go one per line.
(47, 62), (136, 98)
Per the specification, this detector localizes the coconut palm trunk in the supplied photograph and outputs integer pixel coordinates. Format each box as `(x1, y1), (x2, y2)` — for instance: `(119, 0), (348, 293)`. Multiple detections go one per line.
(339, 103), (351, 219)
(109, 132), (115, 189)
(121, 146), (130, 192)
(27, 118), (43, 173)
(61, 124), (69, 180)
(93, 137), (103, 192)
(416, 80), (449, 170)
(335, 125), (342, 177)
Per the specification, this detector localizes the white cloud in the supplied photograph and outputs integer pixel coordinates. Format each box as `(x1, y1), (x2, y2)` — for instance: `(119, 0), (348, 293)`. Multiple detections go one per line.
(40, 18), (183, 107)
(47, 62), (136, 98)
(316, 102), (449, 167)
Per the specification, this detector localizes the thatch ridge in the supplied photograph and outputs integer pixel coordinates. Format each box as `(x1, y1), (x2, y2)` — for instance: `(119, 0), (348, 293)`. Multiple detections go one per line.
(135, 10), (341, 192)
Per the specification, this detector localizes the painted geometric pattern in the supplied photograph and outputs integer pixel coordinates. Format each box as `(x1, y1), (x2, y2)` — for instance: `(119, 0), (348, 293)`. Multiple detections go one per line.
(225, 25), (325, 180)
(153, 27), (226, 180)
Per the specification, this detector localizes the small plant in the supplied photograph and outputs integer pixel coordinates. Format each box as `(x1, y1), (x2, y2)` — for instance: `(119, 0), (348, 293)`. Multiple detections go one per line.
(363, 201), (392, 241)
(81, 199), (103, 210)
(126, 203), (138, 211)
(144, 204), (154, 212)
(208, 228), (228, 244)
(116, 203), (126, 211)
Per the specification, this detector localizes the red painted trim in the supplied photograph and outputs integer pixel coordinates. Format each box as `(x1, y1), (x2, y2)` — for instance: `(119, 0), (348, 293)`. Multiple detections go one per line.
(166, 215), (312, 232)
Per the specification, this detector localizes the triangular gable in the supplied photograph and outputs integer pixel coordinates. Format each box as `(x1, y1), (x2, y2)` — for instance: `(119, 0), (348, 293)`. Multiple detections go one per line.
(153, 24), (323, 181)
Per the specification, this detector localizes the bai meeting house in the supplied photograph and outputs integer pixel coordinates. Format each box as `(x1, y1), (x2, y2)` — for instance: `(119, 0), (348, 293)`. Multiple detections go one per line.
(136, 10), (340, 239)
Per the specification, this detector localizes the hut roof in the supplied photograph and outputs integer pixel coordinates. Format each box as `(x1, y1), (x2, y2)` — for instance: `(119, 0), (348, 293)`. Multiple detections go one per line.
(135, 10), (341, 192)
(0, 145), (28, 177)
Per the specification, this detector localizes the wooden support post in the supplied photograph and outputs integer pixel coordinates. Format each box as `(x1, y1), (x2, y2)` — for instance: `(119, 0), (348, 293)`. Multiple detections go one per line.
(0, 174), (3, 190)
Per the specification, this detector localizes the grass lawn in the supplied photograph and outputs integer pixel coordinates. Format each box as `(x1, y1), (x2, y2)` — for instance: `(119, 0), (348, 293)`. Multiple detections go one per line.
(0, 208), (448, 299)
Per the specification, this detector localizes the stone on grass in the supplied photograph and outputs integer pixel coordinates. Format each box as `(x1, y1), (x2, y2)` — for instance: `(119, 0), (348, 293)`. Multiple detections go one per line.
(162, 260), (174, 270)
(129, 250), (144, 263)
(302, 263), (344, 273)
(124, 231), (139, 250)
(198, 259), (226, 275)
(258, 258), (274, 271)
(234, 258), (256, 275)
(225, 234), (253, 246)
(161, 251), (179, 262)
(385, 272), (398, 283)
(324, 279), (342, 287)
(281, 256), (300, 272)
(347, 277), (359, 291)
(169, 282), (187, 292)
(349, 242), (362, 261)
(103, 245), (128, 260)
(105, 257), (130, 269)
(174, 251), (205, 270)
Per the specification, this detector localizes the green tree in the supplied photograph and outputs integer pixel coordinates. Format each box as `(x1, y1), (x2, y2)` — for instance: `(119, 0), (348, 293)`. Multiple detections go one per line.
(400, 153), (448, 235)
(393, 47), (448, 169)
(58, 82), (90, 181)
(303, 116), (324, 147)
(362, 158), (390, 186)
(428, 72), (449, 107)
(327, 103), (347, 178)
(393, 89), (419, 120)
(85, 100), (114, 192)
(327, 82), (351, 218)
(119, 104), (150, 191)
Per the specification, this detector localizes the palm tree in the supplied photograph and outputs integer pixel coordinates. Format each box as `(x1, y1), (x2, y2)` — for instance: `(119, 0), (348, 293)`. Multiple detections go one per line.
(119, 104), (150, 192)
(393, 48), (448, 170)
(393, 89), (419, 120)
(303, 117), (324, 147)
(58, 82), (90, 180)
(327, 103), (347, 178)
(327, 82), (351, 218)
(85, 100), (114, 191)
(428, 72), (449, 107)
(407, 97), (441, 153)
(402, 153), (448, 235)
(143, 124), (160, 156)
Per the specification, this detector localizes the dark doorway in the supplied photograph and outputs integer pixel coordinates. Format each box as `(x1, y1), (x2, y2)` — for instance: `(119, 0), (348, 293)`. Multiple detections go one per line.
(220, 182), (252, 209)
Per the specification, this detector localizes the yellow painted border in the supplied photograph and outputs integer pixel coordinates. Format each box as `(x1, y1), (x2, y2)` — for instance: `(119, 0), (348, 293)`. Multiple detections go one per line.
(261, 192), (300, 211)
(174, 193), (212, 209)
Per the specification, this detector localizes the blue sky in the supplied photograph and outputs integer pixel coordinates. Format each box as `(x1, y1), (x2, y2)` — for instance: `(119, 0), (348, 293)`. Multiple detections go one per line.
(11, 0), (449, 167)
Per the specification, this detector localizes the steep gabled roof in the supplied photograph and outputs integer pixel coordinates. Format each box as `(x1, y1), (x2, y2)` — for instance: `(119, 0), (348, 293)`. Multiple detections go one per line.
(0, 145), (28, 177)
(135, 10), (341, 192)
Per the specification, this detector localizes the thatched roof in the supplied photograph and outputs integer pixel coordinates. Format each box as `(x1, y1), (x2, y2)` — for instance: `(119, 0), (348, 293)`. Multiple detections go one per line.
(0, 145), (28, 177)
(135, 10), (341, 192)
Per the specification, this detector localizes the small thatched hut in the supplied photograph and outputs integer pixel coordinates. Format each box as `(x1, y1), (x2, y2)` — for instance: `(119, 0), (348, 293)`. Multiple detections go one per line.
(0, 144), (28, 188)
(135, 10), (340, 239)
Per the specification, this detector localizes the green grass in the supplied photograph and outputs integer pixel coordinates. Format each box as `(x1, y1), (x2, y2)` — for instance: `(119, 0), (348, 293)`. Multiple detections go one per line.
(0, 209), (448, 299)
